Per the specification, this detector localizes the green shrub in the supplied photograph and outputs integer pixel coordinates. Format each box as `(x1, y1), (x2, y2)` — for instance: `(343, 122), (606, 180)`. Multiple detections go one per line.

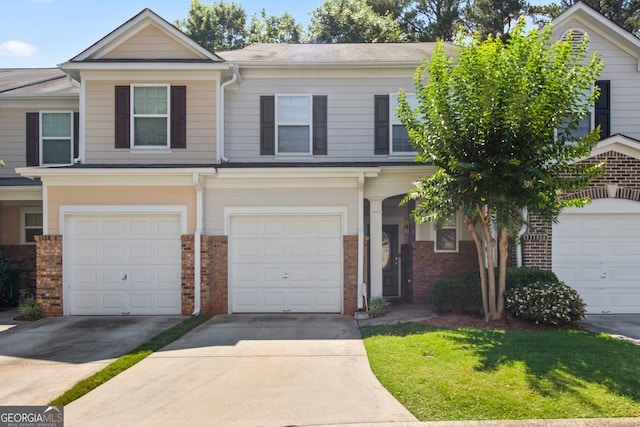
(433, 278), (470, 313)
(0, 256), (11, 306)
(17, 296), (41, 320)
(505, 267), (560, 290)
(504, 281), (585, 326)
(368, 296), (390, 318)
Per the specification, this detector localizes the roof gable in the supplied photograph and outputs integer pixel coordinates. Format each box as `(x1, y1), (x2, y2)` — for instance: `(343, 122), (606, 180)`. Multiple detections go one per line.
(589, 134), (640, 160)
(552, 2), (640, 70)
(69, 8), (222, 63)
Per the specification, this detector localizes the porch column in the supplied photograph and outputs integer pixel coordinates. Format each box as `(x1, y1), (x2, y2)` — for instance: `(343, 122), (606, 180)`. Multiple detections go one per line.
(369, 197), (384, 299)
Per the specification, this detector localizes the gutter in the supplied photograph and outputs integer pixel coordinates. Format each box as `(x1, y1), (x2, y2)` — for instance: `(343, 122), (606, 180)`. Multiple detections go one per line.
(218, 64), (242, 163)
(357, 172), (365, 310)
(191, 171), (208, 316)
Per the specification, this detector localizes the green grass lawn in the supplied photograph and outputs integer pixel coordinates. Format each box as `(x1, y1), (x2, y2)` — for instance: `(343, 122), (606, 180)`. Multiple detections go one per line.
(360, 322), (640, 421)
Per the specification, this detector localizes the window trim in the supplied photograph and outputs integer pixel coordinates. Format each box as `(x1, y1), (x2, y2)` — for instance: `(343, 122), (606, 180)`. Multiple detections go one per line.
(39, 111), (74, 166)
(275, 94), (313, 156)
(434, 213), (459, 253)
(20, 208), (43, 245)
(389, 92), (417, 155)
(130, 84), (171, 151)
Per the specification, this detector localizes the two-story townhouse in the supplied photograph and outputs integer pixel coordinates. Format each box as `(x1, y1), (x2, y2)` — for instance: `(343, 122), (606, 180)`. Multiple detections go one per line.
(522, 2), (640, 314)
(4, 2), (640, 317)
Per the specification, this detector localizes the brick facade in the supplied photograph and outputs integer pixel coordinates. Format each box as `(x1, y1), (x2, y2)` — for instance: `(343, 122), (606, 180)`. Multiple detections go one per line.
(524, 150), (640, 270)
(35, 235), (63, 317)
(0, 245), (36, 297)
(343, 236), (359, 315)
(181, 235), (195, 316)
(401, 240), (478, 304)
(204, 236), (228, 315)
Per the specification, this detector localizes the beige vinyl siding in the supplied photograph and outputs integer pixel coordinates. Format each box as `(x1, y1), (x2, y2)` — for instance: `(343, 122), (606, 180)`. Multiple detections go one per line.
(0, 106), (79, 177)
(205, 185), (358, 235)
(102, 24), (204, 60)
(47, 186), (196, 234)
(554, 19), (640, 140)
(224, 69), (416, 163)
(84, 79), (216, 164)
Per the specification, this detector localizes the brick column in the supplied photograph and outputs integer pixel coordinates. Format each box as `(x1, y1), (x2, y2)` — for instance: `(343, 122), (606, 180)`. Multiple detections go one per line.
(35, 235), (63, 317)
(204, 236), (228, 315)
(343, 236), (358, 315)
(181, 235), (195, 316)
(522, 215), (552, 270)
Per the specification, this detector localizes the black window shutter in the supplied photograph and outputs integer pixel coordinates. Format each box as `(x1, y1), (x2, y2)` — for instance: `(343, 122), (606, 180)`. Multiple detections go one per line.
(313, 95), (328, 155)
(171, 86), (187, 149)
(73, 112), (79, 160)
(260, 95), (275, 155)
(374, 95), (389, 154)
(26, 112), (39, 166)
(595, 80), (610, 139)
(114, 86), (130, 148)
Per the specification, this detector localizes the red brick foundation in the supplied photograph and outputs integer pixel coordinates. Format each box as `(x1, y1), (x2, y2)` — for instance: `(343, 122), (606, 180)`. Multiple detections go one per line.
(35, 235), (63, 317)
(402, 240), (479, 304)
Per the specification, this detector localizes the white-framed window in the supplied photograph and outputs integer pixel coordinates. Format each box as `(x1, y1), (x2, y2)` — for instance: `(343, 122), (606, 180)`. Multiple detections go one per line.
(131, 84), (170, 148)
(20, 208), (43, 244)
(390, 93), (418, 153)
(40, 111), (73, 165)
(276, 94), (312, 154)
(435, 213), (458, 252)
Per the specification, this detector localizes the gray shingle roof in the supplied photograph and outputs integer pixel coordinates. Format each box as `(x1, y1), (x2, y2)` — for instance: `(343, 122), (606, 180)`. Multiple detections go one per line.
(0, 68), (79, 95)
(218, 42), (454, 64)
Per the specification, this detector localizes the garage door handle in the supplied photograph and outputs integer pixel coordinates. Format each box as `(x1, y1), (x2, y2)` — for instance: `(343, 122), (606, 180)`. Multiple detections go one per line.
(121, 273), (127, 281)
(601, 272), (607, 279)
(282, 273), (288, 279)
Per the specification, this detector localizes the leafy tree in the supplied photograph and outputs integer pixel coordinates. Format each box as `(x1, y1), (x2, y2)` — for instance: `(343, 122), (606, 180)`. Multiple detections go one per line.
(463, 0), (529, 39)
(531, 0), (639, 37)
(366, 0), (411, 19)
(397, 21), (604, 321)
(405, 0), (463, 41)
(248, 10), (305, 44)
(176, 0), (248, 52)
(309, 0), (407, 42)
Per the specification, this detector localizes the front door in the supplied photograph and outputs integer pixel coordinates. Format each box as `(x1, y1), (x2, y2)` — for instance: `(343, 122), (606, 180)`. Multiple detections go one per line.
(382, 225), (399, 297)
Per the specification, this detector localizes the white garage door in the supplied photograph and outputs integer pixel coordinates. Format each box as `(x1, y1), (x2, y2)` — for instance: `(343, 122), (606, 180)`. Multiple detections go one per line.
(229, 215), (342, 313)
(66, 215), (182, 315)
(553, 210), (640, 314)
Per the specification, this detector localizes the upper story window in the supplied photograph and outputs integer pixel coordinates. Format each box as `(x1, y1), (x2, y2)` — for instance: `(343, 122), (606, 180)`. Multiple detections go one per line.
(25, 111), (77, 167)
(558, 80), (610, 141)
(374, 93), (417, 155)
(390, 93), (418, 153)
(276, 95), (312, 154)
(40, 112), (73, 165)
(114, 85), (186, 151)
(260, 95), (327, 156)
(132, 85), (170, 148)
(20, 208), (43, 244)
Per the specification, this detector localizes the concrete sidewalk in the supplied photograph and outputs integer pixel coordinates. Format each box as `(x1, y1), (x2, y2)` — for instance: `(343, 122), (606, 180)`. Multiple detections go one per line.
(0, 307), (184, 405)
(65, 314), (417, 427)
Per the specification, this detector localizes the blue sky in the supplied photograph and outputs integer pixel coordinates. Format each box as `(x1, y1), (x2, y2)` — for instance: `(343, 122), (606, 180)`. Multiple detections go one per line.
(0, 0), (325, 68)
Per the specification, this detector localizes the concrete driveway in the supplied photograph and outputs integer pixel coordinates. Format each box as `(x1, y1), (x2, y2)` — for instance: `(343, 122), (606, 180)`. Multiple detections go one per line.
(0, 308), (184, 405)
(582, 314), (640, 343)
(65, 314), (417, 427)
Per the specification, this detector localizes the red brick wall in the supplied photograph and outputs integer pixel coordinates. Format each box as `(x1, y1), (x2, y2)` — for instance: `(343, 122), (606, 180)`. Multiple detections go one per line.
(343, 236), (358, 315)
(35, 235), (63, 317)
(204, 236), (228, 315)
(181, 236), (195, 316)
(402, 240), (479, 304)
(0, 245), (36, 295)
(524, 150), (640, 270)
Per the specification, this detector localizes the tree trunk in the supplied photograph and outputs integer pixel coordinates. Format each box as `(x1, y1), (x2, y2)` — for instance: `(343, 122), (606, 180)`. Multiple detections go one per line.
(481, 218), (497, 320)
(496, 226), (509, 319)
(466, 216), (489, 321)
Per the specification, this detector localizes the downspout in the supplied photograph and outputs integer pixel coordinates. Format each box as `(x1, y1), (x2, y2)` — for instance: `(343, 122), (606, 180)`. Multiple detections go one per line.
(218, 64), (241, 163)
(66, 75), (83, 164)
(357, 172), (365, 310)
(192, 172), (203, 316)
(516, 207), (528, 267)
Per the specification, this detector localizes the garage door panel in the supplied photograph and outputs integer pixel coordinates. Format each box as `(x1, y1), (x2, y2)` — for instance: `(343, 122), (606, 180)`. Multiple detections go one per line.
(67, 214), (181, 315)
(553, 211), (640, 314)
(230, 215), (342, 313)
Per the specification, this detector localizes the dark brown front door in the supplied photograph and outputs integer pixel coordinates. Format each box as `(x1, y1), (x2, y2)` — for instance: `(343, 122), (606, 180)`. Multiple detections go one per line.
(382, 225), (399, 297)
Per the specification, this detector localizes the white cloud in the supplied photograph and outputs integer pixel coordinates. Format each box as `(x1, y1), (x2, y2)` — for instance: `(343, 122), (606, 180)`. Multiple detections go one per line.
(0, 41), (38, 57)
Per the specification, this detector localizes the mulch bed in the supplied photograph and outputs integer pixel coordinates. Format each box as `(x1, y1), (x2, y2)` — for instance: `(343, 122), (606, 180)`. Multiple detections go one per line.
(421, 312), (567, 331)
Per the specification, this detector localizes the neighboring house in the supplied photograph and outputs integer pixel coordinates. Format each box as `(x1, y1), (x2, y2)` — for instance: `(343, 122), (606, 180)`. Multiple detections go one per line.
(521, 2), (640, 314)
(0, 3), (638, 316)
